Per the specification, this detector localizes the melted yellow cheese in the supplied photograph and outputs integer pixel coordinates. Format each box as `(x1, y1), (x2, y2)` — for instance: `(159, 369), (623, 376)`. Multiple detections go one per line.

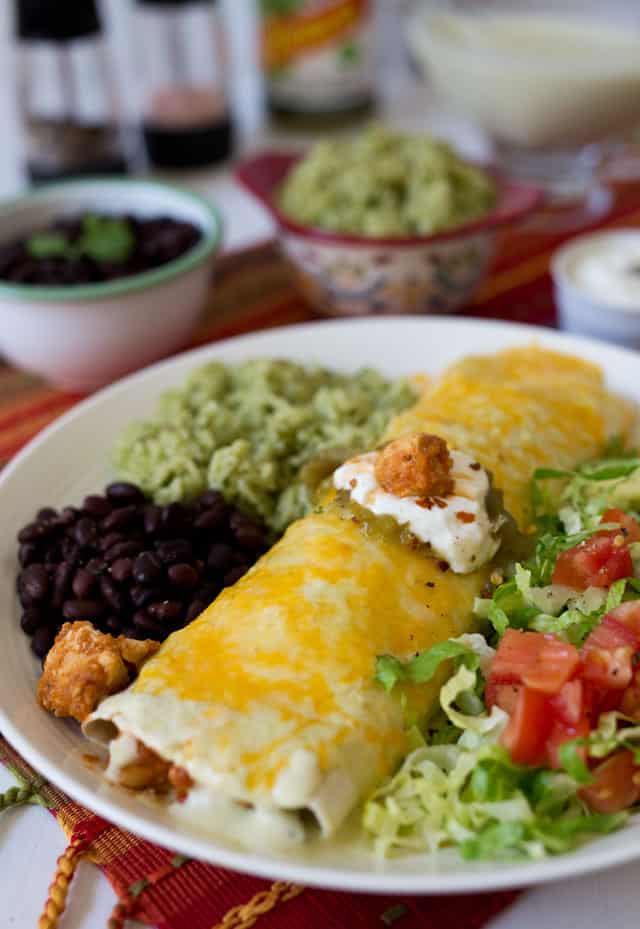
(387, 346), (634, 526)
(88, 345), (636, 832)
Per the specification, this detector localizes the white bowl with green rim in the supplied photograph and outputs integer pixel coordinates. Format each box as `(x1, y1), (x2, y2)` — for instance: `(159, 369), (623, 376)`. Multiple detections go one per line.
(0, 177), (222, 392)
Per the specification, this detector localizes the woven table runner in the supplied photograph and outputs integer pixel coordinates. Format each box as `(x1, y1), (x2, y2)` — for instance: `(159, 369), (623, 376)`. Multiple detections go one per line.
(2, 176), (640, 929)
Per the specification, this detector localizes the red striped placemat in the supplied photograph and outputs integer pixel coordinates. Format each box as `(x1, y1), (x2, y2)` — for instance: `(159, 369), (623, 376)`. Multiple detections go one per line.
(2, 177), (640, 929)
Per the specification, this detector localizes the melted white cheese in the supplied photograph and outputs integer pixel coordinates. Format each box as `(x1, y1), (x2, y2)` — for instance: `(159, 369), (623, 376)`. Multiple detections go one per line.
(333, 449), (500, 573)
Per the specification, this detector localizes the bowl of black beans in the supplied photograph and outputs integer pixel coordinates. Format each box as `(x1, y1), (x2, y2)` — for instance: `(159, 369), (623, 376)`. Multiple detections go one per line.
(0, 178), (222, 391)
(16, 481), (268, 661)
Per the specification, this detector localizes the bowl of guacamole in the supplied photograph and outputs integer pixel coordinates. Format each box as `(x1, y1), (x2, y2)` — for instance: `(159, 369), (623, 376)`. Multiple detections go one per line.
(236, 126), (541, 317)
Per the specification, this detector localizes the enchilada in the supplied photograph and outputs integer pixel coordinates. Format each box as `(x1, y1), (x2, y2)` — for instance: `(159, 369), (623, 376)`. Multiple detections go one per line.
(85, 346), (634, 846)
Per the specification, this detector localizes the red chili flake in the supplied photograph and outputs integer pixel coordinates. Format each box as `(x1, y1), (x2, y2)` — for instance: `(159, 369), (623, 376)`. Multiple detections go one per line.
(456, 511), (476, 523)
(437, 560), (450, 572)
(434, 497), (447, 509)
(470, 462), (481, 471)
(349, 478), (357, 489)
(416, 497), (435, 509)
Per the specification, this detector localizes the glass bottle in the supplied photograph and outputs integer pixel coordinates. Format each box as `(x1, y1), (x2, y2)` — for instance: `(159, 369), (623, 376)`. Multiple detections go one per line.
(260, 0), (376, 128)
(135, 0), (233, 169)
(15, 0), (128, 183)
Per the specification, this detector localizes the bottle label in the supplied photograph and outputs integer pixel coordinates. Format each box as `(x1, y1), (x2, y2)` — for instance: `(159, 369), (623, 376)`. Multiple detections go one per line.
(262, 0), (374, 112)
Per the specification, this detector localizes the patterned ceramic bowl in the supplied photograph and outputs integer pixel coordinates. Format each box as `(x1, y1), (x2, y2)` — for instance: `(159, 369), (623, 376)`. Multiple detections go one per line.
(236, 153), (542, 317)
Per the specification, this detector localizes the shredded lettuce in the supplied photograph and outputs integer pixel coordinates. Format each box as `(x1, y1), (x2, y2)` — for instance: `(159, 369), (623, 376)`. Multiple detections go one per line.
(365, 661), (624, 859)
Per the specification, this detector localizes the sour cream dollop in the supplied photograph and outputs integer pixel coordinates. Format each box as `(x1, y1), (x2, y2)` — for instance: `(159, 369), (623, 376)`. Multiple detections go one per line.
(565, 231), (640, 310)
(333, 448), (501, 573)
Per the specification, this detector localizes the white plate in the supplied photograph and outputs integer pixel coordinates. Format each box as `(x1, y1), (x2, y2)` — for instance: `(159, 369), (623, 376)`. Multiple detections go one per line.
(2, 317), (640, 896)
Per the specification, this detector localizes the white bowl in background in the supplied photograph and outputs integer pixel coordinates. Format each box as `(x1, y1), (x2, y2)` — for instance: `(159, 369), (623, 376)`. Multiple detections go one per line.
(552, 229), (640, 347)
(0, 178), (222, 392)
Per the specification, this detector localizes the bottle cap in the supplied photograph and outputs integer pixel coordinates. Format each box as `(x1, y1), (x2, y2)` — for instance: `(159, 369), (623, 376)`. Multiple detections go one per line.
(16, 0), (102, 41)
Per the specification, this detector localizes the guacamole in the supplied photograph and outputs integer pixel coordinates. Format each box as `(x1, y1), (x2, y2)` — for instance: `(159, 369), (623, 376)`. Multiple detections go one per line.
(278, 125), (497, 237)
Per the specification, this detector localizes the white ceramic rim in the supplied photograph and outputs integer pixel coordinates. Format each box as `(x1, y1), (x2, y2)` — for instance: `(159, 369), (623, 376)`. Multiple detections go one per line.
(2, 317), (640, 895)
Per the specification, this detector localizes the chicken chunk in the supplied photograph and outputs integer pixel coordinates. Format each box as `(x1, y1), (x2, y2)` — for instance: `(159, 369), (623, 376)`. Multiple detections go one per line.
(109, 736), (193, 800)
(37, 622), (159, 723)
(375, 432), (454, 498)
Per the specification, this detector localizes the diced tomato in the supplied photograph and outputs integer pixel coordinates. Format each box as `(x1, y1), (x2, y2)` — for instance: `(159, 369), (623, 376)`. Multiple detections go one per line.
(599, 602), (640, 650)
(522, 636), (580, 693)
(489, 629), (545, 684)
(580, 751), (640, 813)
(489, 629), (580, 694)
(599, 509), (640, 544)
(552, 535), (633, 590)
(485, 681), (521, 716)
(549, 679), (584, 726)
(545, 715), (590, 770)
(581, 646), (634, 690)
(585, 616), (638, 652)
(501, 686), (551, 767)
(621, 673), (640, 720)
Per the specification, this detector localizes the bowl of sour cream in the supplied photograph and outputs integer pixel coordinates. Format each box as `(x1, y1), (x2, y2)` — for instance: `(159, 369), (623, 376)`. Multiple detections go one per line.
(552, 230), (640, 346)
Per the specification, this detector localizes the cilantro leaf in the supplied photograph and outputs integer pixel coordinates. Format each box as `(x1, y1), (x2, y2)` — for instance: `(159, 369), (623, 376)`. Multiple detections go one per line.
(375, 640), (475, 693)
(27, 232), (69, 259)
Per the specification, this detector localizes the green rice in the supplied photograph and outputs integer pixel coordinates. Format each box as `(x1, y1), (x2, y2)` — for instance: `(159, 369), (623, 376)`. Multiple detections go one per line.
(113, 358), (416, 534)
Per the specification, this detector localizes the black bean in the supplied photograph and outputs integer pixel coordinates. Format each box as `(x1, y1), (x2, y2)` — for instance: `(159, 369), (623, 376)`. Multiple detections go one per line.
(85, 557), (106, 575)
(159, 502), (188, 535)
(105, 616), (124, 634)
(72, 567), (96, 599)
(194, 582), (218, 604)
(130, 584), (165, 609)
(110, 557), (133, 583)
(62, 599), (105, 621)
(223, 565), (248, 587)
(167, 562), (199, 589)
(185, 599), (206, 624)
(20, 563), (49, 602)
(207, 543), (234, 574)
(44, 544), (63, 565)
(100, 575), (125, 613)
(143, 504), (162, 536)
(31, 626), (55, 658)
(155, 538), (193, 564)
(104, 540), (144, 563)
(60, 537), (81, 564)
(21, 607), (44, 634)
(99, 531), (126, 552)
(148, 600), (182, 623)
(133, 551), (162, 584)
(82, 495), (112, 518)
(132, 610), (163, 638)
(106, 482), (146, 506)
(19, 542), (40, 567)
(233, 525), (266, 553)
(101, 505), (139, 532)
(18, 522), (46, 544)
(74, 517), (98, 548)
(194, 507), (226, 531)
(52, 561), (74, 608)
(60, 506), (80, 525)
(198, 489), (225, 510)
(121, 624), (138, 639)
(37, 507), (58, 522)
